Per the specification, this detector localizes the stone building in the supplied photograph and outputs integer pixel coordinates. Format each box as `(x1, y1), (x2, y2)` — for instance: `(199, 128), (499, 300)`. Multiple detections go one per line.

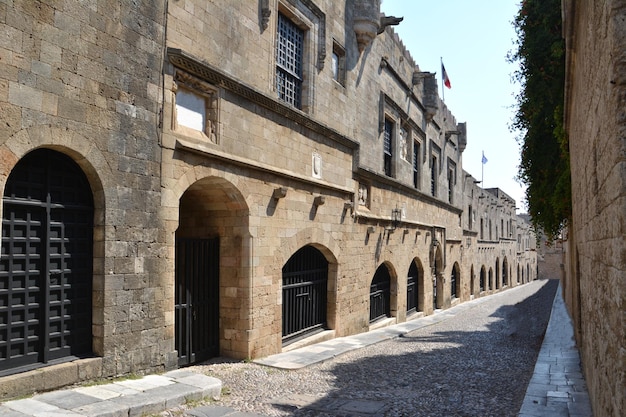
(561, 1), (625, 415)
(0, 0), (536, 399)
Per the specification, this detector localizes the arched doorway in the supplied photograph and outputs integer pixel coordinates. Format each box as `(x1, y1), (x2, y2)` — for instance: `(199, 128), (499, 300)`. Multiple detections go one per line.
(480, 266), (486, 292)
(407, 259), (425, 313)
(175, 176), (248, 365)
(432, 245), (443, 310)
(370, 264), (391, 322)
(450, 262), (460, 299)
(470, 265), (475, 296)
(488, 268), (493, 290)
(502, 258), (509, 286)
(0, 149), (94, 373)
(495, 258), (500, 289)
(282, 245), (328, 344)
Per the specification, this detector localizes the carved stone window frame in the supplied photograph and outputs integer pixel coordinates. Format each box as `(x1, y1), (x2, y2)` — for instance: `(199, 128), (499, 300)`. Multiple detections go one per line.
(172, 70), (220, 145)
(274, 0), (326, 113)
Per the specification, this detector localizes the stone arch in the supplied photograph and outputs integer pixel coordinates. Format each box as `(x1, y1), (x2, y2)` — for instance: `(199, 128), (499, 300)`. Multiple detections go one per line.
(282, 245), (330, 344)
(495, 257), (500, 289)
(173, 171), (251, 359)
(272, 227), (340, 334)
(502, 257), (509, 286)
(407, 257), (426, 313)
(433, 245), (444, 309)
(0, 128), (112, 357)
(370, 261), (397, 323)
(450, 262), (460, 299)
(480, 265), (487, 292)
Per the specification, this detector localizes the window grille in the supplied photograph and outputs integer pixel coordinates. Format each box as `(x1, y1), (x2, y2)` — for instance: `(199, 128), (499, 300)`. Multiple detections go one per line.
(430, 156), (437, 196)
(413, 142), (420, 188)
(276, 13), (303, 108)
(384, 119), (393, 176)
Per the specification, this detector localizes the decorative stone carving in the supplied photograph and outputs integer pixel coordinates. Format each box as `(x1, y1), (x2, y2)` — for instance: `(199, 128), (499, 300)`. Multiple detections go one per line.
(377, 15), (403, 34)
(174, 70), (219, 143)
(312, 152), (322, 179)
(358, 183), (369, 207)
(400, 126), (409, 161)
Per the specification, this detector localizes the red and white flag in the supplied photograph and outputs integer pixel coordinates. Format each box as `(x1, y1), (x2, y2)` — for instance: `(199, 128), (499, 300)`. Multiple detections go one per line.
(442, 62), (451, 89)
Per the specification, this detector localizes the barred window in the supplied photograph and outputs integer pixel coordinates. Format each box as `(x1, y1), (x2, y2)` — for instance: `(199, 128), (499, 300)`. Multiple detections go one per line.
(413, 141), (420, 189)
(276, 12), (304, 109)
(430, 155), (438, 196)
(384, 119), (393, 177)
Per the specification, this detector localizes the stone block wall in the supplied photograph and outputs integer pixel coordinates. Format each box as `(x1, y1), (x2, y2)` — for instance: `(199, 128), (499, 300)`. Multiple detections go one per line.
(0, 0), (538, 399)
(0, 0), (170, 390)
(562, 0), (626, 415)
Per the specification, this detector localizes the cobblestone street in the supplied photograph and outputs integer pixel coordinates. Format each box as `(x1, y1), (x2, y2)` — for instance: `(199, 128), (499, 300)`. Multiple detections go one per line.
(187, 279), (559, 417)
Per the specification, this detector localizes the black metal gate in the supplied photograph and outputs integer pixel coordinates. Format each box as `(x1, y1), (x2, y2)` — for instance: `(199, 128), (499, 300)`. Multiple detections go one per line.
(282, 246), (328, 343)
(0, 149), (93, 374)
(451, 266), (458, 298)
(370, 265), (390, 322)
(407, 262), (419, 313)
(175, 237), (220, 366)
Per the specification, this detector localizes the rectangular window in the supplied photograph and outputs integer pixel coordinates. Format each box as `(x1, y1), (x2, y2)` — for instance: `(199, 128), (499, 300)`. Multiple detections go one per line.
(384, 119), (393, 177)
(413, 141), (420, 189)
(447, 160), (456, 204)
(447, 167), (454, 203)
(468, 205), (473, 229)
(332, 41), (346, 86)
(276, 12), (304, 109)
(430, 155), (437, 196)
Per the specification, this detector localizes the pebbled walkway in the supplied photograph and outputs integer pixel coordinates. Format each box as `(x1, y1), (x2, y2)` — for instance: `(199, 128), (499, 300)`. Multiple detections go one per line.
(0, 281), (592, 416)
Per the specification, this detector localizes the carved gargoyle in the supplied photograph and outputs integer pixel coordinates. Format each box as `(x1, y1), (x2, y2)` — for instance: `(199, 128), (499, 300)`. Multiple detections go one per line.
(378, 15), (403, 34)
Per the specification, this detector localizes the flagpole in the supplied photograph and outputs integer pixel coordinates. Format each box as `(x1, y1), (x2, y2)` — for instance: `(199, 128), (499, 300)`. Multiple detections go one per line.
(441, 57), (444, 102)
(482, 151), (485, 188)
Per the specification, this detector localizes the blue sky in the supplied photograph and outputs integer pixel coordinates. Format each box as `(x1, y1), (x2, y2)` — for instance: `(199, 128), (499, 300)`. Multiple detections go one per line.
(381, 0), (526, 212)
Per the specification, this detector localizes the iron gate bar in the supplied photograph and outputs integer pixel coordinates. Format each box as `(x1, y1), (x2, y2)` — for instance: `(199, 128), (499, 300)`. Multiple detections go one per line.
(370, 265), (390, 322)
(282, 246), (328, 343)
(0, 149), (93, 374)
(407, 263), (419, 313)
(175, 237), (220, 366)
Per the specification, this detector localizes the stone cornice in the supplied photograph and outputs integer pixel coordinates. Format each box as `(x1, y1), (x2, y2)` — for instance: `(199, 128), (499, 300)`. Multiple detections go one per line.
(357, 166), (463, 215)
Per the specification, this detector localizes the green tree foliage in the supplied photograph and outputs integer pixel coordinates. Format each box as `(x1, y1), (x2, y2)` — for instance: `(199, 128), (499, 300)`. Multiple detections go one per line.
(509, 0), (570, 240)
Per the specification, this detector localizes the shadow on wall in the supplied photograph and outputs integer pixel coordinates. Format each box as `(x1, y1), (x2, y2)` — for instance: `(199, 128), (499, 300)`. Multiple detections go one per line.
(270, 279), (559, 416)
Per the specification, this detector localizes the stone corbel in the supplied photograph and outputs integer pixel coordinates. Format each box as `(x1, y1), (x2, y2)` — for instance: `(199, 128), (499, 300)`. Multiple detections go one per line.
(422, 73), (439, 121)
(260, 0), (271, 31)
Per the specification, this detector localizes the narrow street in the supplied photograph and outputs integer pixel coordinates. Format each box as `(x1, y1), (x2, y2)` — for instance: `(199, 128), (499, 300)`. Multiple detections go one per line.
(187, 279), (559, 417)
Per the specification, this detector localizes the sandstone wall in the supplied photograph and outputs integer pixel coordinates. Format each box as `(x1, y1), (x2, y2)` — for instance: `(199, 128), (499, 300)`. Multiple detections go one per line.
(562, 0), (626, 415)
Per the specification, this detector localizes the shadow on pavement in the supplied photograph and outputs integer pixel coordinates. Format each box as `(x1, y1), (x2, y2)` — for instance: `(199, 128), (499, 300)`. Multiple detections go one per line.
(270, 279), (558, 417)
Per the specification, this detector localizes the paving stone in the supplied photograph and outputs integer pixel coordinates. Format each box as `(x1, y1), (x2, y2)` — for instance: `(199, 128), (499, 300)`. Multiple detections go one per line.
(34, 390), (100, 409)
(0, 405), (30, 417)
(72, 399), (130, 417)
(3, 398), (61, 415)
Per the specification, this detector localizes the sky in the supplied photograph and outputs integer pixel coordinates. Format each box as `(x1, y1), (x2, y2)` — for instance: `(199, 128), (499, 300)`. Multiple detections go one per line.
(381, 0), (527, 213)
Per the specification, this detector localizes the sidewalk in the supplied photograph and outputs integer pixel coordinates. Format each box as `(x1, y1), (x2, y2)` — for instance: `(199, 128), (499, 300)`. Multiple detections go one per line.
(518, 283), (593, 417)
(0, 281), (592, 417)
